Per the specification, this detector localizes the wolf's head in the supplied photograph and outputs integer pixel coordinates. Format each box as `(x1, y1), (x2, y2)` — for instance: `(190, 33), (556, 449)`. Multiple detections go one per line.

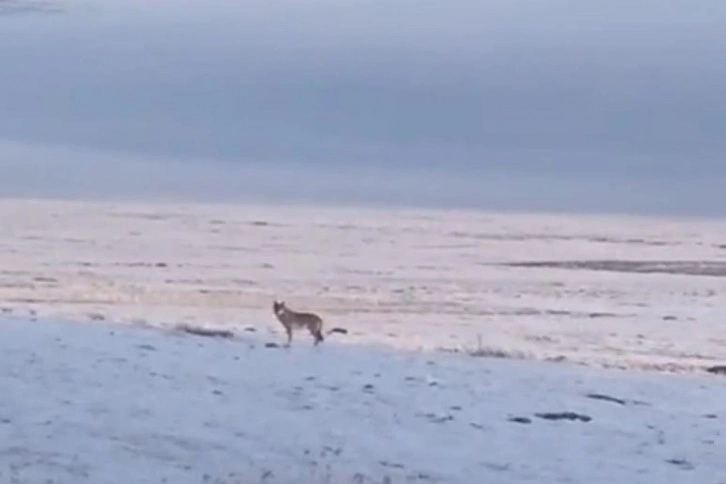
(273, 300), (286, 315)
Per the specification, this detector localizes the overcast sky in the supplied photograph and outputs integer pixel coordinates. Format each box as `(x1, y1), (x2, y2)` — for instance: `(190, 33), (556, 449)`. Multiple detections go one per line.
(0, 0), (724, 214)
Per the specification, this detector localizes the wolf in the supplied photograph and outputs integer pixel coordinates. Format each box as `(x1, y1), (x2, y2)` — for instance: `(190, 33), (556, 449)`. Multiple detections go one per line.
(272, 300), (346, 346)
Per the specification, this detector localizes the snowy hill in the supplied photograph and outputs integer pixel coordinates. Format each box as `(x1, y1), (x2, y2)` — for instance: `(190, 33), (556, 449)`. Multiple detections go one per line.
(1, 316), (723, 484)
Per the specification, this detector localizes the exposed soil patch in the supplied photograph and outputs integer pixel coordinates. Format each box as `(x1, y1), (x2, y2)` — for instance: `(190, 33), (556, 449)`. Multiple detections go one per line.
(535, 412), (592, 422)
(706, 365), (726, 376)
(175, 324), (234, 339)
(501, 260), (726, 277)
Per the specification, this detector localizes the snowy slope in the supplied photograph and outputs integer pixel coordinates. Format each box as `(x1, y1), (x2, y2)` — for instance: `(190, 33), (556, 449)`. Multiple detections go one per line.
(0, 316), (723, 484)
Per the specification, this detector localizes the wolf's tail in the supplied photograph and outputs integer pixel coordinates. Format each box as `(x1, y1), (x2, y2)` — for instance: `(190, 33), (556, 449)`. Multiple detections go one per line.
(326, 327), (348, 336)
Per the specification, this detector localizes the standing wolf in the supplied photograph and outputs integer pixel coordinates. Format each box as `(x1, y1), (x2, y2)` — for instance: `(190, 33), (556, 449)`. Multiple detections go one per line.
(273, 300), (324, 346)
(272, 300), (346, 346)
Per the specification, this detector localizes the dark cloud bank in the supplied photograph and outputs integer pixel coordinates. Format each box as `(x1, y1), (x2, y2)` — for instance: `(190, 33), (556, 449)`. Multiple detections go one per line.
(0, 0), (724, 215)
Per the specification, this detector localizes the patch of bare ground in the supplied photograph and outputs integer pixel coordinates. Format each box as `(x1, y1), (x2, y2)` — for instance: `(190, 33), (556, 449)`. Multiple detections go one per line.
(462, 335), (531, 360)
(175, 324), (235, 339)
(501, 260), (726, 277)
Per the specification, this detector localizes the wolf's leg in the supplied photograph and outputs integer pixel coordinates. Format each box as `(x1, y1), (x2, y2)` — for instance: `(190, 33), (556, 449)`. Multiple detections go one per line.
(310, 325), (324, 345)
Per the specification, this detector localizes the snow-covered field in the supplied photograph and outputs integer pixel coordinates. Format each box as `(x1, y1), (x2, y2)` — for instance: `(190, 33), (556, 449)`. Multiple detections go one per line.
(1, 199), (725, 371)
(0, 199), (725, 483)
(1, 315), (724, 484)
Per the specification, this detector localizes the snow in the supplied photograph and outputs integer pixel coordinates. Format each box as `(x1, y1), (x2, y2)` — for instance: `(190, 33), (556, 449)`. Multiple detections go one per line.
(1, 199), (726, 372)
(0, 199), (725, 483)
(0, 315), (724, 484)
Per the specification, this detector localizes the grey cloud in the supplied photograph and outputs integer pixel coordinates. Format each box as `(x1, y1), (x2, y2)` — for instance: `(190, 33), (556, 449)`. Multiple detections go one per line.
(0, 0), (724, 213)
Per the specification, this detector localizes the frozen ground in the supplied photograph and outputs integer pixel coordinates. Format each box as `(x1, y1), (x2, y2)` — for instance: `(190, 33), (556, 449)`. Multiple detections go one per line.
(0, 315), (724, 484)
(1, 199), (725, 372)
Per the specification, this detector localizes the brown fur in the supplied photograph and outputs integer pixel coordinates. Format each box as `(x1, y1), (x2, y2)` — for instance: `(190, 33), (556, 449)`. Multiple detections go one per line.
(273, 300), (325, 346)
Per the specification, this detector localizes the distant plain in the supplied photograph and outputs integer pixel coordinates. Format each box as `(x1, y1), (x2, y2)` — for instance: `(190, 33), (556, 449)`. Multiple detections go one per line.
(2, 198), (725, 373)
